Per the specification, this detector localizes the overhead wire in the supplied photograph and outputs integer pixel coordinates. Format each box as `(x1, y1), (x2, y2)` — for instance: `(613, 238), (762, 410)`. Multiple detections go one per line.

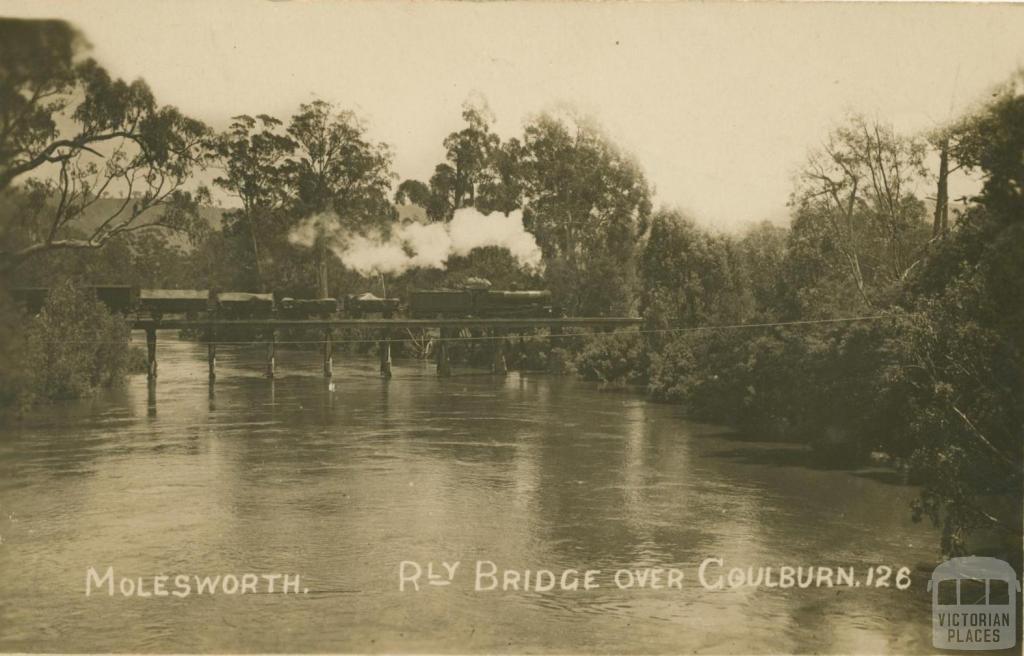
(27, 312), (913, 346)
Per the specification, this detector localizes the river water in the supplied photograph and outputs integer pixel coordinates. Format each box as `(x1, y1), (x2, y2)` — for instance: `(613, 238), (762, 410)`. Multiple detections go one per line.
(0, 332), (943, 653)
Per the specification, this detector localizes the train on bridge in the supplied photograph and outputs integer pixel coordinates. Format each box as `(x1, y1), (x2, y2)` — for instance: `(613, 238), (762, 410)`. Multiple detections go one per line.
(9, 282), (555, 321)
(9, 282), (638, 383)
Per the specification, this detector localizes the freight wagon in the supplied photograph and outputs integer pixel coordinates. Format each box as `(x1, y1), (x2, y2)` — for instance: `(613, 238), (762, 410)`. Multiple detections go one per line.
(10, 285), (137, 315)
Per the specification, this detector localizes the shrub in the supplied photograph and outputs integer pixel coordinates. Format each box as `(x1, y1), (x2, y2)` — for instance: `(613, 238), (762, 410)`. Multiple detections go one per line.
(887, 277), (1023, 558)
(573, 331), (647, 385)
(0, 292), (36, 413)
(645, 322), (893, 460)
(14, 281), (134, 404)
(126, 345), (150, 375)
(546, 346), (574, 375)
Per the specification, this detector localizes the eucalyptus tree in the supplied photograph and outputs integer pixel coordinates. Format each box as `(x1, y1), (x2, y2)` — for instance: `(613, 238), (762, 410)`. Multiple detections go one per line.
(395, 99), (502, 222)
(517, 111), (652, 316)
(211, 114), (295, 290)
(286, 100), (395, 296)
(399, 104), (652, 315)
(790, 114), (930, 309)
(0, 19), (212, 275)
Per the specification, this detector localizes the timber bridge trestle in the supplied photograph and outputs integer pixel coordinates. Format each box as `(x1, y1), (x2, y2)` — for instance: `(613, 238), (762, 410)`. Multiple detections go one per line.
(10, 285), (641, 382)
(134, 316), (643, 382)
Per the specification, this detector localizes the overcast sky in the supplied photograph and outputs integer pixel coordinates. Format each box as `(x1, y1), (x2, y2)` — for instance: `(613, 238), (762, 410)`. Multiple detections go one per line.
(5, 0), (1024, 231)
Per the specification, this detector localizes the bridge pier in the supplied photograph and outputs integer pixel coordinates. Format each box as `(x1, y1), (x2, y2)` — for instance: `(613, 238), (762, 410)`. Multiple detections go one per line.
(147, 377), (157, 417)
(379, 331), (392, 379)
(128, 317), (641, 385)
(491, 330), (507, 376)
(550, 325), (563, 348)
(266, 329), (276, 379)
(548, 325), (564, 373)
(207, 324), (216, 382)
(145, 327), (158, 381)
(323, 328), (333, 378)
(436, 328), (452, 377)
(207, 290), (218, 382)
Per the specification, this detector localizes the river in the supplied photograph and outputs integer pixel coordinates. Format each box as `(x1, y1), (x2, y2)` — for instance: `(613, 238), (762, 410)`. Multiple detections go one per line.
(0, 332), (943, 653)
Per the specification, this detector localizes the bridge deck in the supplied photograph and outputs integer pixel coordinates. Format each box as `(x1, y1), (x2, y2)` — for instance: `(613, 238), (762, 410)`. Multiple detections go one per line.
(132, 316), (641, 383)
(132, 317), (642, 330)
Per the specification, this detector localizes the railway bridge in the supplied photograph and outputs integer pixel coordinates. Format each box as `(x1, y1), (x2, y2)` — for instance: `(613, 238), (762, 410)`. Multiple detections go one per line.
(134, 316), (642, 381)
(11, 285), (641, 382)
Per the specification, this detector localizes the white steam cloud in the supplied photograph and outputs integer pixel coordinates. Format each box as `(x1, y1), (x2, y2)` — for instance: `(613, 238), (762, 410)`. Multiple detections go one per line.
(287, 207), (543, 276)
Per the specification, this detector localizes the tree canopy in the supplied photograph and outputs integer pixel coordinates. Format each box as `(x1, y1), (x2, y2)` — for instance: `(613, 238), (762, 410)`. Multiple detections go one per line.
(0, 19), (212, 275)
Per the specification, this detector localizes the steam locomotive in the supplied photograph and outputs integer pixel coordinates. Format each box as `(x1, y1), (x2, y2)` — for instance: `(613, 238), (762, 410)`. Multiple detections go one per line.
(9, 282), (553, 320)
(407, 289), (552, 318)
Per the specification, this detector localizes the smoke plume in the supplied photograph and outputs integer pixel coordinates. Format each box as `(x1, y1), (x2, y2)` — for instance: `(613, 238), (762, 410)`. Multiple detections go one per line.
(288, 207), (543, 276)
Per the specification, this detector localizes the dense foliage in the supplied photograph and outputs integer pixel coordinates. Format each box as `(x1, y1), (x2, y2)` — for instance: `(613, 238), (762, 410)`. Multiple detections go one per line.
(0, 20), (211, 274)
(0, 281), (142, 412)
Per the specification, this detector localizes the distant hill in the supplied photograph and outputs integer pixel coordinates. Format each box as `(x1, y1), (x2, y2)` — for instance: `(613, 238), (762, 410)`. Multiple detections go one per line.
(69, 199), (429, 248)
(71, 198), (226, 248)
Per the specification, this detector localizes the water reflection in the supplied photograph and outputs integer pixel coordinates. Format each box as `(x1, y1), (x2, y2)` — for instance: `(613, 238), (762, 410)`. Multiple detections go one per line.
(0, 335), (943, 653)
(147, 378), (157, 418)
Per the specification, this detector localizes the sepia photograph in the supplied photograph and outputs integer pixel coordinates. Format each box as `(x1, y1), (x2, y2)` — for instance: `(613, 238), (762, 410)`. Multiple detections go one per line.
(0, 1), (1022, 653)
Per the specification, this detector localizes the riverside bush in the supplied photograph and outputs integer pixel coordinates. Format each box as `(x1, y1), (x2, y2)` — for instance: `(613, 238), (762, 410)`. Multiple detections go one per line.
(0, 292), (34, 413)
(1, 282), (134, 411)
(646, 323), (893, 460)
(573, 331), (647, 385)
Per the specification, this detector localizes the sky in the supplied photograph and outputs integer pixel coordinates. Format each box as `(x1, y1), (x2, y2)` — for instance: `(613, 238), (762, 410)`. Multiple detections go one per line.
(4, 0), (1024, 232)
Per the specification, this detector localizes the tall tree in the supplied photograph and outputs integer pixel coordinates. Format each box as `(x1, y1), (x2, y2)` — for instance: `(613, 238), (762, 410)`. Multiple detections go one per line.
(791, 114), (930, 309)
(0, 19), (211, 275)
(518, 111), (651, 315)
(211, 114), (295, 290)
(286, 100), (395, 296)
(475, 137), (525, 216)
(441, 99), (499, 213)
(926, 120), (979, 238)
(931, 133), (952, 237)
(640, 209), (753, 333)
(945, 72), (1024, 224)
(396, 98), (502, 221)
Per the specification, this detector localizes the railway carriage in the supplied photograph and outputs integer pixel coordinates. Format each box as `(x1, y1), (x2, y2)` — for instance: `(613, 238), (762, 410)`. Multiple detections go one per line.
(137, 289), (211, 319)
(11, 285), (137, 315)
